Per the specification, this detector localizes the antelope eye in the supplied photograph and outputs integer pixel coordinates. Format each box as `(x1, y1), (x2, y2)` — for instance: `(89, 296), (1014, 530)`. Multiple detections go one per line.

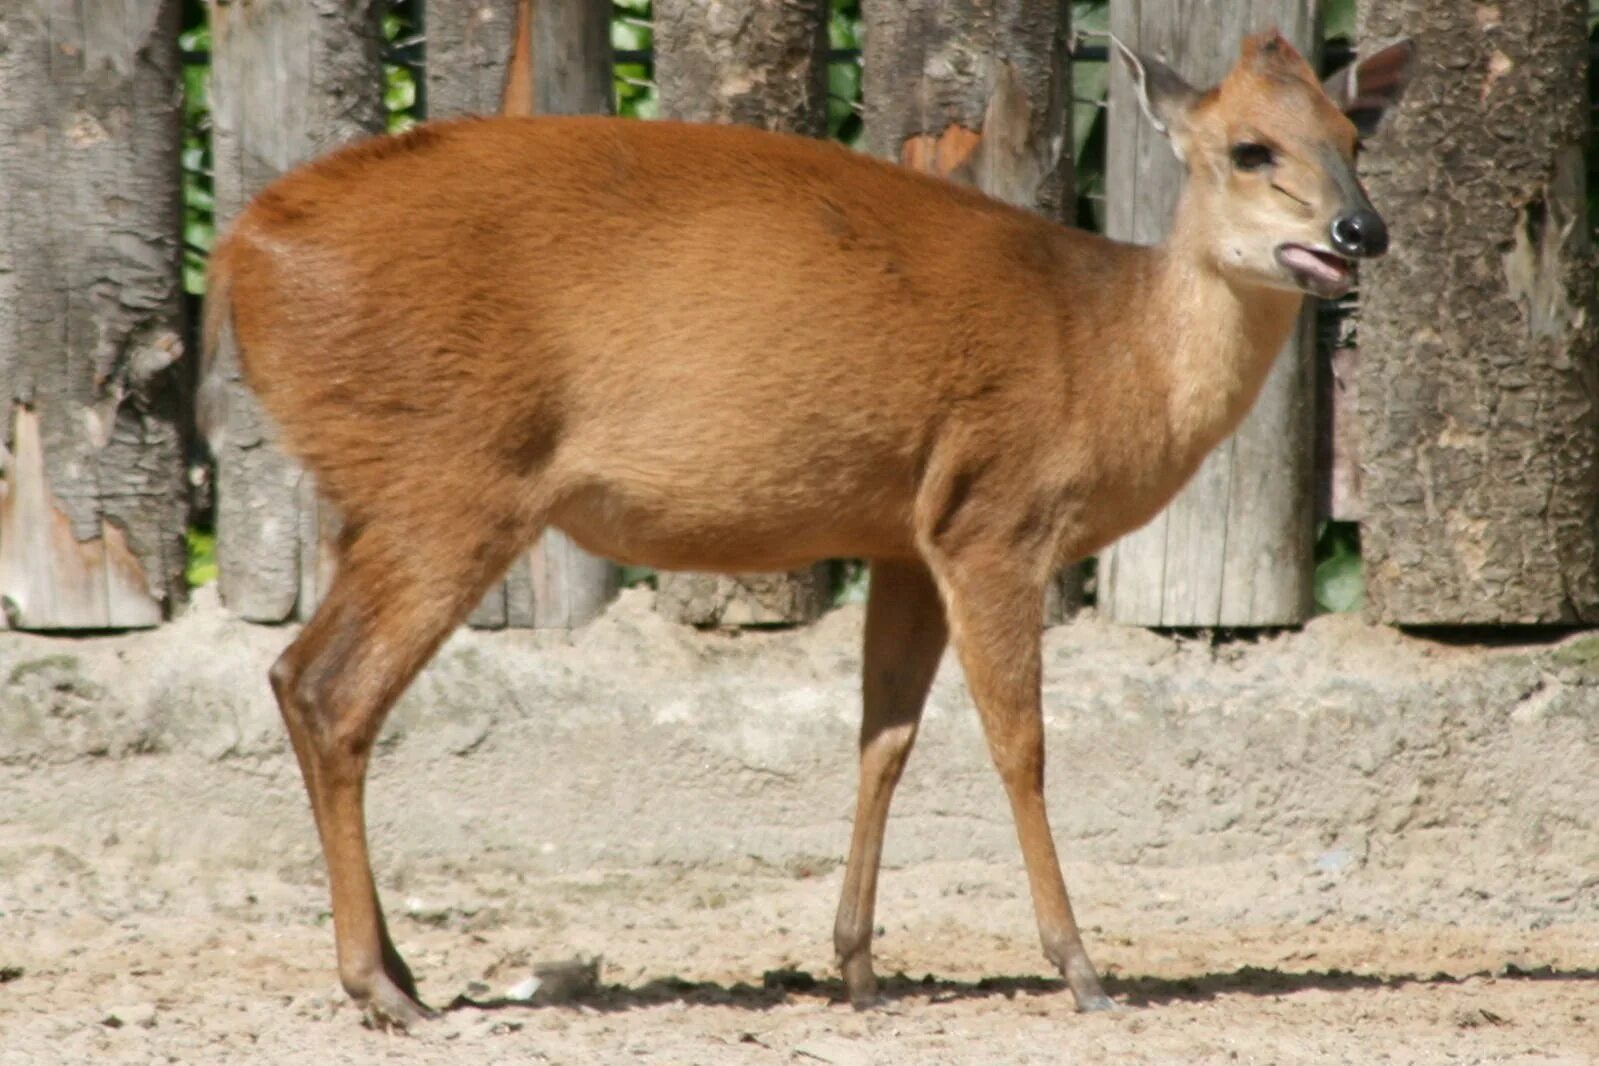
(1230, 142), (1275, 171)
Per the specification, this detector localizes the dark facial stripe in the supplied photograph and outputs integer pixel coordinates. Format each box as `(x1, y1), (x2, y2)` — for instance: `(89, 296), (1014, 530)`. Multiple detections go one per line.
(1318, 142), (1374, 216)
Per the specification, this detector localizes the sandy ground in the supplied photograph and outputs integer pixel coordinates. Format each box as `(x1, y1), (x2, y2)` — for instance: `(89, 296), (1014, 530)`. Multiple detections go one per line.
(1, 846), (1594, 1065)
(1, 589), (1596, 1063)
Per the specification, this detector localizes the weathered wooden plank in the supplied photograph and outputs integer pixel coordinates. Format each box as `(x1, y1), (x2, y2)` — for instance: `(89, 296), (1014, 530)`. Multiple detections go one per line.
(209, 0), (387, 622)
(424, 0), (612, 122)
(1355, 0), (1599, 624)
(425, 0), (519, 630)
(426, 0), (617, 630)
(423, 0), (520, 119)
(861, 0), (1077, 622)
(652, 0), (834, 626)
(0, 0), (187, 630)
(1098, 0), (1317, 628)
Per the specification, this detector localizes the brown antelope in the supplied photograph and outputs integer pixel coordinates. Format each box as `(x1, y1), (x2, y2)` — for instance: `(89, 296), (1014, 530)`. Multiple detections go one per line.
(201, 21), (1413, 1026)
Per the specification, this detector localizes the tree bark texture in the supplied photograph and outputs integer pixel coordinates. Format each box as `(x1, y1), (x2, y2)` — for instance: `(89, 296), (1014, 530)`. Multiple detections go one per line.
(0, 0), (187, 630)
(862, 0), (1074, 220)
(1356, 0), (1599, 624)
(652, 0), (833, 625)
(427, 0), (617, 629)
(1097, 0), (1319, 628)
(654, 0), (829, 135)
(209, 0), (386, 622)
(862, 0), (1077, 621)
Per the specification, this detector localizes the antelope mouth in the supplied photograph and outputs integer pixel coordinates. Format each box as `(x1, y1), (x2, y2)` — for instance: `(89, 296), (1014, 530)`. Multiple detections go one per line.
(1275, 243), (1355, 299)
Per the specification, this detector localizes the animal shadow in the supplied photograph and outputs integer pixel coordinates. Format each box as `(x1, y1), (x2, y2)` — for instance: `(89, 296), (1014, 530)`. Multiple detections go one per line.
(444, 962), (1596, 1016)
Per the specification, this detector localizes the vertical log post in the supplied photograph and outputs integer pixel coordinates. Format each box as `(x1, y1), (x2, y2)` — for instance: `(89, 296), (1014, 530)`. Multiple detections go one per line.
(210, 0), (387, 622)
(861, 0), (1076, 621)
(425, 0), (618, 629)
(1097, 0), (1319, 628)
(650, 0), (835, 626)
(425, 0), (612, 120)
(0, 0), (187, 630)
(1355, 0), (1599, 624)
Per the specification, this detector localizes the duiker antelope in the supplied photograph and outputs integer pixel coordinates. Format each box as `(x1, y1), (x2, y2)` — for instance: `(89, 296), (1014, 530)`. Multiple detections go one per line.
(203, 27), (1412, 1026)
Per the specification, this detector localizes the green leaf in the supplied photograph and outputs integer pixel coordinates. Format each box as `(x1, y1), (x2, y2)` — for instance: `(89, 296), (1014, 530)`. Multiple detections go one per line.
(1323, 0), (1356, 41)
(186, 528), (218, 588)
(829, 7), (860, 50)
(629, 93), (659, 121)
(182, 64), (209, 122)
(618, 565), (656, 589)
(1314, 546), (1364, 613)
(612, 18), (650, 50)
(1312, 521), (1364, 613)
(385, 66), (416, 113)
(184, 249), (208, 296)
(614, 60), (652, 112)
(184, 218), (214, 253)
(1072, 3), (1108, 37)
(1070, 3), (1110, 160)
(183, 179), (214, 213)
(827, 60), (861, 139)
(179, 25), (211, 52)
(832, 562), (869, 608)
(1071, 63), (1107, 161)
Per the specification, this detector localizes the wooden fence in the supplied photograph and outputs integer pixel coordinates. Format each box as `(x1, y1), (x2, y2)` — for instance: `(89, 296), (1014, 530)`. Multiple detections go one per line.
(0, 0), (1593, 633)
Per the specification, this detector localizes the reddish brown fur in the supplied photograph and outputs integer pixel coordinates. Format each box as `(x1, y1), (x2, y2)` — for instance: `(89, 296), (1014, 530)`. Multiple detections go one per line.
(205, 30), (1410, 1026)
(215, 117), (1262, 574)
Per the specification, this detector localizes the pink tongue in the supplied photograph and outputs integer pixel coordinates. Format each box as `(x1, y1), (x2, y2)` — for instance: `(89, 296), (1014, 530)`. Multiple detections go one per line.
(1279, 245), (1346, 282)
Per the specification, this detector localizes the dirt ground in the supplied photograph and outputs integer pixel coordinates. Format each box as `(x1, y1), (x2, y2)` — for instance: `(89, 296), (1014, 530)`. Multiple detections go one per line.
(1, 589), (1596, 1064)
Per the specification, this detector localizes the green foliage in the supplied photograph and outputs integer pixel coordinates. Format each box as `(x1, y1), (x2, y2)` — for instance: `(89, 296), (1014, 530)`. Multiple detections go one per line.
(179, 20), (213, 296)
(1323, 0), (1355, 43)
(617, 565), (657, 590)
(613, 0), (658, 119)
(828, 1), (863, 145)
(384, 6), (421, 133)
(1070, 2), (1108, 160)
(1313, 522), (1363, 614)
(185, 528), (218, 588)
(1071, 2), (1109, 230)
(832, 560), (869, 607)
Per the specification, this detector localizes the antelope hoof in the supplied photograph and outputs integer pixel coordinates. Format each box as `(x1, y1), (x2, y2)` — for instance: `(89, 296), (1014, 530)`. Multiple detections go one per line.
(356, 972), (437, 1032)
(840, 954), (880, 1009)
(1074, 992), (1120, 1013)
(1058, 954), (1117, 1013)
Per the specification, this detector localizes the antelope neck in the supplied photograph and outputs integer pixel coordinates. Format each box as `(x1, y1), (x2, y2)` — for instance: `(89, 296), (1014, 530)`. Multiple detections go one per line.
(1142, 218), (1304, 460)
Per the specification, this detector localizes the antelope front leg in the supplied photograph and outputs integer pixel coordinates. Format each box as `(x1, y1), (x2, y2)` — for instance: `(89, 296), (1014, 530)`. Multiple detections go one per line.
(936, 553), (1115, 1012)
(833, 559), (948, 1006)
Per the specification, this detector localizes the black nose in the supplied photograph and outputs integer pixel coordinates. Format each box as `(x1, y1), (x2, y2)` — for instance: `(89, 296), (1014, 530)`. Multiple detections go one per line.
(1329, 209), (1388, 258)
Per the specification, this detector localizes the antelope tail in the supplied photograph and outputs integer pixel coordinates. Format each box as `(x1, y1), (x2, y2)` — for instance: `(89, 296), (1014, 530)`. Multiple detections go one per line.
(501, 0), (537, 117)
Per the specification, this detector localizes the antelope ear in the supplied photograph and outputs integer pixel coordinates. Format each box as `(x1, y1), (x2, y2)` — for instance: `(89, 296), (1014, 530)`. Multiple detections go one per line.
(1323, 39), (1416, 137)
(1112, 36), (1200, 149)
